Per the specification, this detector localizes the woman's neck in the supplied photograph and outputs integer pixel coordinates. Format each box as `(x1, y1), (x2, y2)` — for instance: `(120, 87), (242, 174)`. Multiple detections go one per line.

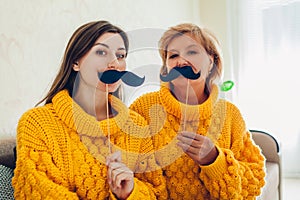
(171, 83), (208, 105)
(73, 85), (111, 121)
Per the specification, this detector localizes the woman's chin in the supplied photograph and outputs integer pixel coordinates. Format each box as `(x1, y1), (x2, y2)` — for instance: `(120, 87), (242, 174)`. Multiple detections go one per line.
(171, 78), (189, 86)
(96, 82), (120, 93)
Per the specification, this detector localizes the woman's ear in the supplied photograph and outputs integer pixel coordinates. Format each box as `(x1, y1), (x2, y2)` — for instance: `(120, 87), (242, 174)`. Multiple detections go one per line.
(73, 62), (80, 71)
(209, 57), (214, 71)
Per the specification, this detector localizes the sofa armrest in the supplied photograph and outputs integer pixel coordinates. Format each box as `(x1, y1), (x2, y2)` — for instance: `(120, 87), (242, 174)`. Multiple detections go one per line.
(250, 129), (282, 200)
(250, 130), (280, 163)
(0, 138), (16, 169)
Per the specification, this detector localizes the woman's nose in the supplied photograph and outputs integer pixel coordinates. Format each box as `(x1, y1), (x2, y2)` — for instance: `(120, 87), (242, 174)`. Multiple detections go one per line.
(176, 56), (189, 67)
(107, 55), (120, 69)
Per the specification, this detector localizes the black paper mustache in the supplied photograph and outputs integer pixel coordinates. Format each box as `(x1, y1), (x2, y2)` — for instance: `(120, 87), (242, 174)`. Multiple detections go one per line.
(160, 66), (201, 82)
(98, 70), (145, 87)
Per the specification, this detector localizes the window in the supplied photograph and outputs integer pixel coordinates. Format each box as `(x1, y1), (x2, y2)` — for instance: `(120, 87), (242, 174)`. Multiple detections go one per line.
(228, 0), (300, 177)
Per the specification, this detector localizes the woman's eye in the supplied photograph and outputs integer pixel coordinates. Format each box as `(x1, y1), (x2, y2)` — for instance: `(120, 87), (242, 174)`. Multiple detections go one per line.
(96, 50), (107, 56)
(169, 54), (178, 59)
(116, 53), (126, 59)
(187, 50), (198, 55)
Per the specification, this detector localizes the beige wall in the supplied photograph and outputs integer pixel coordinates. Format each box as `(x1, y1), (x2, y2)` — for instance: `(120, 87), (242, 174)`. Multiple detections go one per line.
(0, 0), (231, 138)
(0, 0), (202, 137)
(198, 0), (232, 80)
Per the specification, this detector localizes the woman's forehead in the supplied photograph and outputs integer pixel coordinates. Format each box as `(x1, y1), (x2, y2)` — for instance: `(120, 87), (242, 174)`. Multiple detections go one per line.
(94, 32), (125, 49)
(167, 33), (203, 51)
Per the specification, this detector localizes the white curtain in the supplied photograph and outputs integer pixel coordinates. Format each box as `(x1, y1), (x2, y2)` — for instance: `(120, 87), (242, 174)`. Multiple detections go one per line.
(227, 0), (300, 177)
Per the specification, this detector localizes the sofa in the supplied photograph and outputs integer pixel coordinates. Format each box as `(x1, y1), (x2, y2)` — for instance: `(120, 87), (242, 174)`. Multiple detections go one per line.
(0, 138), (16, 199)
(0, 130), (281, 199)
(250, 130), (282, 200)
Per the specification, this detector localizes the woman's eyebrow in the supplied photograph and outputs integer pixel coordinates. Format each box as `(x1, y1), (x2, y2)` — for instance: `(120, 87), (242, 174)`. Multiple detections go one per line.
(186, 44), (199, 49)
(167, 49), (179, 54)
(167, 44), (200, 53)
(94, 43), (109, 48)
(94, 43), (126, 51)
(117, 47), (126, 51)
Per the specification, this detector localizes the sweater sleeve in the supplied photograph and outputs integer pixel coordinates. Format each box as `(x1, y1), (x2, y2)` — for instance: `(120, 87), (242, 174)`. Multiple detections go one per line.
(12, 110), (79, 200)
(121, 110), (167, 200)
(131, 137), (168, 200)
(199, 104), (266, 199)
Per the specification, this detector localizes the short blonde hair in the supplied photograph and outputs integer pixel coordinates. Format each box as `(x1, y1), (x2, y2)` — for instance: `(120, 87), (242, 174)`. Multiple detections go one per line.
(158, 23), (223, 90)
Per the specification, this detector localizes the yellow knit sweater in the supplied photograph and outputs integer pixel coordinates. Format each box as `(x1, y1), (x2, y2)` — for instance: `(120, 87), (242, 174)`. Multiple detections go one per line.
(12, 90), (167, 200)
(130, 83), (266, 200)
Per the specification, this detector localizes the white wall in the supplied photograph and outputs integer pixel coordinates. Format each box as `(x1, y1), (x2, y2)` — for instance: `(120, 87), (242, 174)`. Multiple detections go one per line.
(0, 0), (201, 137)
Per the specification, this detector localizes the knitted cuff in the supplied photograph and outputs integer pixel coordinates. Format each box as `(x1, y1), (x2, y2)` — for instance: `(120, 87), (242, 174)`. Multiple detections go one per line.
(200, 146), (228, 179)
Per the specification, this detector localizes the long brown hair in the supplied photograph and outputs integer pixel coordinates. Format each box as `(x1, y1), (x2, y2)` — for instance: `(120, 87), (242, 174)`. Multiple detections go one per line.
(158, 23), (223, 92)
(36, 20), (129, 106)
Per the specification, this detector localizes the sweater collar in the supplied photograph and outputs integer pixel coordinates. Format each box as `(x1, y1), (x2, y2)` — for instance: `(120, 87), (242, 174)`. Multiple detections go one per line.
(159, 82), (219, 120)
(52, 90), (129, 137)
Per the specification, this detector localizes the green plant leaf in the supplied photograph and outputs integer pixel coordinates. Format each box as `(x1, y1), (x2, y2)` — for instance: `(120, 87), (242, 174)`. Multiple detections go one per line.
(220, 80), (234, 92)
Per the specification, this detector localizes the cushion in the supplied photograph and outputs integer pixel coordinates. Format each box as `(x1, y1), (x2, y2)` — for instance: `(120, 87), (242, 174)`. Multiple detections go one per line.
(0, 138), (16, 169)
(0, 164), (14, 199)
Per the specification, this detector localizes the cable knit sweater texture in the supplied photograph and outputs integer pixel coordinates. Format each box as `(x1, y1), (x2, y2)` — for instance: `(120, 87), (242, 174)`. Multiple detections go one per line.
(12, 90), (167, 200)
(130, 83), (266, 200)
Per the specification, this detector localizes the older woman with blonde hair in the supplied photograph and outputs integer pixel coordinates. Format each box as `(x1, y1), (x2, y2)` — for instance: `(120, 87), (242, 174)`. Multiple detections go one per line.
(130, 23), (266, 199)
